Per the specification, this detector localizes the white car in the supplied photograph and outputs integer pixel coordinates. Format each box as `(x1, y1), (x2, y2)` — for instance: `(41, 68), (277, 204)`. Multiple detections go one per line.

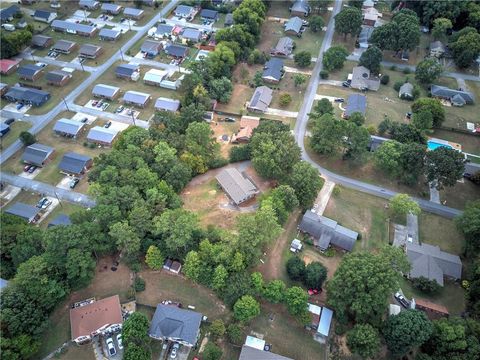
(170, 343), (180, 359)
(117, 334), (123, 350)
(106, 337), (116, 356)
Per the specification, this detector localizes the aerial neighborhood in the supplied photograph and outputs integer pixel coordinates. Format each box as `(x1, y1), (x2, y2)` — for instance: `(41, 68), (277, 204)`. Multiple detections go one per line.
(1, 1), (480, 360)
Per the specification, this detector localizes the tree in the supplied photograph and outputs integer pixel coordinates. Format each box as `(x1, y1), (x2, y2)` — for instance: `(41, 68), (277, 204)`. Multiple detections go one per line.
(374, 140), (403, 177)
(425, 147), (465, 189)
(293, 74), (307, 87)
(310, 114), (344, 155)
(312, 98), (334, 116)
(287, 161), (323, 209)
(359, 46), (383, 74)
(412, 109), (434, 130)
(183, 251), (201, 281)
(19, 131), (36, 146)
(263, 280), (286, 303)
(450, 29), (480, 68)
(349, 112), (365, 126)
(383, 309), (433, 357)
(304, 262), (327, 289)
(279, 93), (292, 107)
(250, 272), (264, 295)
(398, 143), (427, 185)
(412, 98), (445, 128)
(323, 46), (349, 71)
(285, 286), (309, 317)
(411, 276), (442, 294)
(389, 194), (421, 217)
(227, 323), (244, 345)
(343, 121), (370, 159)
(203, 343), (223, 360)
(335, 7), (362, 38)
(211, 264), (228, 291)
(145, 245), (164, 270)
(455, 200), (480, 253)
(209, 77), (233, 103)
(415, 58), (443, 84)
(122, 312), (149, 346)
(371, 10), (420, 52)
(310, 15), (324, 32)
(286, 256), (306, 281)
(432, 18), (452, 41)
(389, 123), (426, 144)
(123, 343), (151, 360)
(327, 248), (410, 326)
(347, 324), (380, 359)
(209, 319), (226, 339)
(109, 221), (141, 264)
(233, 295), (260, 322)
(294, 51), (312, 68)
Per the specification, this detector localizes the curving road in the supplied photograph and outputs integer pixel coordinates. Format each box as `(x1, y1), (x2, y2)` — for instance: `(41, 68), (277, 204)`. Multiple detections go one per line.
(294, 0), (463, 219)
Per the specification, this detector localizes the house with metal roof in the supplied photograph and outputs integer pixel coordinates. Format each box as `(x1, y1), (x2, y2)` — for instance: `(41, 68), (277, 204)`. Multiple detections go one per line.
(350, 65), (380, 91)
(149, 304), (202, 347)
(123, 90), (151, 108)
(79, 44), (103, 59)
(216, 168), (258, 205)
(5, 202), (41, 223)
(46, 70), (72, 86)
(430, 85), (474, 105)
(33, 9), (57, 23)
(174, 4), (195, 19)
(290, 0), (310, 17)
(0, 5), (20, 22)
(284, 16), (304, 36)
(124, 7), (144, 19)
(79, 0), (100, 10)
(271, 37), (294, 57)
(368, 135), (388, 152)
(87, 126), (118, 146)
(53, 118), (85, 137)
(58, 152), (92, 175)
(53, 39), (77, 54)
(101, 2), (122, 15)
(92, 84), (120, 100)
(48, 214), (72, 227)
(154, 97), (180, 112)
(51, 20), (98, 37)
(17, 64), (43, 81)
(314, 307), (333, 344)
(399, 82), (414, 100)
(0, 59), (20, 75)
(165, 44), (189, 59)
(247, 86), (273, 113)
(239, 346), (293, 360)
(4, 87), (50, 106)
(115, 64), (140, 81)
(155, 24), (174, 38)
(182, 28), (202, 43)
(99, 28), (121, 41)
(200, 9), (218, 21)
(406, 243), (462, 286)
(343, 94), (367, 118)
(31, 34), (53, 48)
(299, 210), (358, 252)
(143, 69), (168, 86)
(22, 143), (55, 166)
(262, 58), (284, 84)
(141, 39), (162, 57)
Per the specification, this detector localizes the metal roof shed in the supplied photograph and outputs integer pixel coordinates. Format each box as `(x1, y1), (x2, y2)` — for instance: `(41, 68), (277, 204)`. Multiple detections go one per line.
(317, 307), (333, 337)
(53, 118), (85, 137)
(5, 202), (41, 223)
(239, 346), (293, 360)
(87, 126), (118, 145)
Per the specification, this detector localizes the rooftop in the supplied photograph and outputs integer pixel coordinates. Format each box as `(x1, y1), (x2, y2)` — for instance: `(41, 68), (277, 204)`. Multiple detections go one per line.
(345, 94), (367, 117)
(5, 202), (41, 222)
(216, 168), (258, 205)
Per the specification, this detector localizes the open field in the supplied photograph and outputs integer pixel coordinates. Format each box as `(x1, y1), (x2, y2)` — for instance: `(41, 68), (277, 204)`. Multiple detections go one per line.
(0, 121), (31, 151)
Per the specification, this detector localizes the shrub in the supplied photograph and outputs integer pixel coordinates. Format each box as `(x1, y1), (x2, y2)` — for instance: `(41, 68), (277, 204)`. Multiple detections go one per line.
(390, 65), (397, 71)
(203, 343), (222, 360)
(229, 144), (251, 162)
(393, 81), (403, 92)
(323, 247), (336, 257)
(332, 186), (341, 196)
(134, 277), (145, 292)
(286, 256), (306, 281)
(411, 276), (442, 294)
(227, 323), (244, 345)
(319, 70), (329, 79)
(402, 67), (411, 74)
(367, 125), (377, 135)
(209, 319), (226, 339)
(19, 131), (36, 146)
(279, 93), (292, 107)
(380, 74), (390, 85)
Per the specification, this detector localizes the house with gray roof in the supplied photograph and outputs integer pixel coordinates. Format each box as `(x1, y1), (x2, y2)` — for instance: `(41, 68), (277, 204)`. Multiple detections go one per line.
(58, 152), (92, 175)
(92, 84), (120, 100)
(0, 5), (20, 22)
(0, 122), (10, 137)
(399, 82), (414, 100)
(182, 28), (202, 42)
(174, 4), (195, 19)
(124, 7), (144, 19)
(149, 304), (202, 347)
(48, 214), (72, 228)
(22, 143), (54, 166)
(216, 168), (258, 205)
(464, 161), (480, 180)
(51, 20), (97, 37)
(17, 64), (43, 81)
(5, 202), (41, 223)
(79, 0), (100, 10)
(284, 16), (304, 36)
(343, 94), (367, 118)
(53, 118), (85, 137)
(200, 9), (218, 21)
(53, 40), (77, 54)
(33, 9), (57, 23)
(430, 85), (474, 105)
(101, 3), (122, 15)
(4, 87), (50, 107)
(155, 24), (174, 38)
(247, 86), (273, 113)
(350, 65), (380, 91)
(290, 0), (310, 17)
(299, 210), (358, 252)
(406, 242), (462, 286)
(87, 126), (118, 146)
(99, 28), (121, 41)
(115, 64), (139, 80)
(79, 44), (103, 59)
(155, 97), (180, 112)
(31, 34), (53, 48)
(224, 13), (233, 26)
(46, 70), (72, 86)
(239, 346), (293, 360)
(262, 58), (284, 84)
(141, 39), (162, 57)
(165, 44), (189, 59)
(123, 91), (151, 108)
(368, 135), (388, 152)
(271, 37), (294, 57)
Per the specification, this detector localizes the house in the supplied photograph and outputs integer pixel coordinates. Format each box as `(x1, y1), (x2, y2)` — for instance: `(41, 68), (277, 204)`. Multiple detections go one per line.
(290, 239), (303, 253)
(17, 64), (43, 81)
(239, 345), (293, 360)
(51, 20), (98, 37)
(343, 94), (367, 118)
(430, 41), (446, 58)
(231, 115), (260, 143)
(430, 85), (474, 105)
(350, 65), (380, 91)
(401, 50), (409, 61)
(200, 9), (218, 21)
(290, 0), (310, 17)
(123, 91), (151, 108)
(154, 97), (180, 112)
(46, 70), (72, 86)
(247, 86), (273, 113)
(101, 3), (122, 15)
(31, 34), (53, 48)
(358, 26), (374, 48)
(99, 28), (121, 41)
(363, 0), (375, 8)
(144, 69), (168, 85)
(141, 0), (155, 6)
(115, 64), (140, 81)
(92, 84), (120, 100)
(48, 214), (72, 227)
(271, 37), (294, 57)
(164, 44), (189, 59)
(4, 87), (50, 106)
(406, 242), (462, 286)
(70, 295), (123, 344)
(5, 203), (41, 223)
(363, 11), (378, 26)
(53, 39), (77, 54)
(79, 44), (103, 59)
(58, 152), (92, 175)
(0, 59), (20, 75)
(33, 9), (57, 23)
(149, 304), (202, 347)
(182, 28), (202, 43)
(141, 39), (162, 57)
(224, 13), (233, 26)
(20, 0), (36, 4)
(299, 210), (358, 252)
(53, 118), (85, 137)
(124, 7), (144, 19)
(399, 82), (414, 100)
(262, 58), (284, 84)
(284, 16), (304, 36)
(87, 126), (118, 146)
(0, 5), (20, 22)
(174, 5), (195, 19)
(415, 298), (449, 318)
(368, 135), (388, 152)
(216, 168), (258, 205)
(155, 24), (173, 38)
(22, 143), (54, 166)
(78, 0), (100, 10)
(314, 307), (333, 344)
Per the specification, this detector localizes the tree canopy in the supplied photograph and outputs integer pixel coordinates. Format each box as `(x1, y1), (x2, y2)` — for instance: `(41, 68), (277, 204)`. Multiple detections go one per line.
(334, 7), (363, 38)
(359, 46), (383, 74)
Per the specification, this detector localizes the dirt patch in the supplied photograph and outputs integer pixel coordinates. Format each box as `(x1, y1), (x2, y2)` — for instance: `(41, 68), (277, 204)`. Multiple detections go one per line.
(210, 117), (240, 158)
(302, 248), (341, 281)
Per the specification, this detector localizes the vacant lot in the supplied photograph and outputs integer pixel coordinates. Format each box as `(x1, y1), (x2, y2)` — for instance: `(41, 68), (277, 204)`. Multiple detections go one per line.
(0, 121), (31, 151)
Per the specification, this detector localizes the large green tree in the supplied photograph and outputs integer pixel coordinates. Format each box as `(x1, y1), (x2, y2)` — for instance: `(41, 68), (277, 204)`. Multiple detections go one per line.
(455, 200), (480, 253)
(287, 161), (323, 209)
(432, 18), (452, 41)
(347, 324), (380, 359)
(359, 46), (383, 74)
(323, 46), (349, 71)
(304, 262), (327, 289)
(389, 194), (421, 217)
(415, 58), (443, 84)
(233, 295), (260, 322)
(371, 9), (420, 52)
(425, 147), (465, 189)
(284, 286), (309, 319)
(450, 29), (480, 68)
(334, 7), (363, 38)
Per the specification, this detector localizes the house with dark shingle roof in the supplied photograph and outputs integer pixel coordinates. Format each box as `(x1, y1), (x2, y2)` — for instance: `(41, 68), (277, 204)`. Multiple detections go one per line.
(0, 5), (20, 22)
(174, 4), (195, 19)
(31, 34), (53, 48)
(200, 9), (218, 21)
(430, 85), (474, 105)
(155, 24), (174, 38)
(53, 40), (77, 54)
(46, 70), (72, 86)
(262, 58), (284, 84)
(182, 28), (202, 43)
(5, 202), (41, 223)
(48, 214), (72, 228)
(92, 84), (120, 100)
(53, 118), (85, 137)
(115, 64), (140, 81)
(58, 152), (92, 175)
(101, 3), (123, 15)
(149, 304), (202, 347)
(216, 168), (258, 205)
(4, 87), (50, 106)
(33, 9), (57, 23)
(284, 16), (304, 36)
(271, 37), (294, 57)
(343, 94), (367, 118)
(165, 44), (189, 59)
(17, 64), (43, 81)
(22, 143), (54, 166)
(290, 0), (310, 17)
(247, 86), (273, 113)
(51, 20), (98, 37)
(79, 44), (103, 59)
(141, 39), (162, 57)
(350, 65), (380, 91)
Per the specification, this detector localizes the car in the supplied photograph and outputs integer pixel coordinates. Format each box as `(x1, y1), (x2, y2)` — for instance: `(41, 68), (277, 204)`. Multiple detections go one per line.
(36, 197), (48, 208)
(92, 100), (98, 106)
(342, 81), (351, 88)
(102, 103), (109, 111)
(5, 118), (15, 125)
(127, 109), (133, 116)
(406, 112), (412, 119)
(394, 292), (410, 308)
(28, 165), (37, 174)
(36, 62), (47, 68)
(334, 98), (345, 103)
(81, 117), (88, 123)
(116, 334), (123, 350)
(407, 234), (413, 243)
(106, 338), (116, 356)
(162, 342), (168, 350)
(104, 121), (112, 128)
(39, 198), (52, 209)
(170, 343), (179, 359)
(69, 178), (79, 189)
(96, 101), (103, 108)
(224, 117), (235, 122)
(24, 164), (32, 172)
(16, 103), (24, 110)
(115, 106), (124, 113)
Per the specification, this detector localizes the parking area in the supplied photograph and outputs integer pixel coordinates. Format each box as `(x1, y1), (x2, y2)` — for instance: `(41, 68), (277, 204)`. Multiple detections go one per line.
(100, 331), (123, 360)
(161, 341), (190, 360)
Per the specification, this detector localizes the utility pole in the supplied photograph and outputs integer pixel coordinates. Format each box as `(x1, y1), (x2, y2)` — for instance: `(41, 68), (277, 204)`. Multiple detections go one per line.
(62, 97), (70, 111)
(131, 111), (136, 126)
(119, 47), (125, 61)
(53, 190), (63, 209)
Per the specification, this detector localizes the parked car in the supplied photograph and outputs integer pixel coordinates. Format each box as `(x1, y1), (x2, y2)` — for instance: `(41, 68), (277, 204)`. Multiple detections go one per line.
(96, 101), (103, 108)
(28, 165), (37, 173)
(16, 103), (24, 110)
(127, 109), (133, 116)
(406, 112), (412, 119)
(36, 197), (48, 208)
(106, 338), (116, 356)
(69, 178), (79, 189)
(104, 121), (112, 128)
(24, 164), (32, 172)
(334, 98), (344, 103)
(5, 118), (15, 125)
(115, 106), (124, 113)
(41, 199), (52, 209)
(80, 117), (88, 123)
(223, 117), (236, 122)
(394, 292), (410, 308)
(101, 103), (109, 111)
(117, 334), (123, 350)
(170, 343), (179, 359)
(36, 62), (47, 68)
(92, 100), (98, 106)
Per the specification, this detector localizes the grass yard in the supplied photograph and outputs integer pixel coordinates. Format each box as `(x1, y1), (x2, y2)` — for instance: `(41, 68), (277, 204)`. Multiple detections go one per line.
(266, 1), (292, 19)
(216, 83), (253, 114)
(418, 212), (465, 255)
(444, 80), (480, 131)
(211, 115), (240, 158)
(0, 121), (31, 151)
(40, 202), (84, 229)
(270, 72), (310, 112)
(430, 129), (480, 155)
(58, 345), (95, 360)
(440, 180), (480, 211)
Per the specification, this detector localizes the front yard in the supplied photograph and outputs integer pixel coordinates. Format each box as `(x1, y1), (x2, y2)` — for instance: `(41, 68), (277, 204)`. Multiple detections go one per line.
(0, 121), (31, 151)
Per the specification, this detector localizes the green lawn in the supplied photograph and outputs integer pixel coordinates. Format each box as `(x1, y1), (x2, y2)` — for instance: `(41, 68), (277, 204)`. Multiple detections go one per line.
(440, 180), (480, 211)
(270, 72), (310, 112)
(418, 212), (465, 255)
(40, 202), (84, 229)
(0, 121), (31, 151)
(58, 344), (95, 360)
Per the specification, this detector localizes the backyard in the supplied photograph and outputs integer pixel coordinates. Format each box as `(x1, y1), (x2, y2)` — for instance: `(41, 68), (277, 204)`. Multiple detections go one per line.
(0, 121), (31, 151)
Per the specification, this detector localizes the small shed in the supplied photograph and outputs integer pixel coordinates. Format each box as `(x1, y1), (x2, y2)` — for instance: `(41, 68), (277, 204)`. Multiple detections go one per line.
(314, 307), (333, 344)
(399, 82), (414, 100)
(170, 261), (182, 274)
(290, 239), (303, 253)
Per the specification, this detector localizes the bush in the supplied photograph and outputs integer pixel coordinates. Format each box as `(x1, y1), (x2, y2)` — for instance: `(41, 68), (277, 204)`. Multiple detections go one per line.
(319, 70), (329, 79)
(203, 343), (222, 360)
(380, 74), (390, 85)
(209, 319), (226, 339)
(227, 323), (244, 345)
(367, 125), (377, 135)
(411, 276), (442, 294)
(229, 144), (251, 162)
(19, 131), (36, 146)
(403, 67), (411, 74)
(323, 247), (336, 257)
(134, 277), (145, 292)
(332, 186), (341, 196)
(393, 81), (403, 92)
(294, 51), (312, 68)
(279, 93), (292, 107)
(286, 256), (305, 281)
(390, 65), (397, 71)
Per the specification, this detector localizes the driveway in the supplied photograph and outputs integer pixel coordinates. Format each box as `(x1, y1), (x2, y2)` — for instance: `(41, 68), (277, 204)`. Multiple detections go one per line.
(265, 108), (298, 118)
(284, 66), (312, 75)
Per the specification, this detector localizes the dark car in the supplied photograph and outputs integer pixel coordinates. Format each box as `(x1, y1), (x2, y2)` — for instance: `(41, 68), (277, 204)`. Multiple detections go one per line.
(342, 81), (351, 88)
(5, 118), (15, 125)
(23, 164), (32, 172)
(223, 117), (236, 122)
(69, 178), (79, 189)
(334, 98), (345, 103)
(104, 121), (112, 128)
(394, 292), (410, 308)
(28, 165), (37, 174)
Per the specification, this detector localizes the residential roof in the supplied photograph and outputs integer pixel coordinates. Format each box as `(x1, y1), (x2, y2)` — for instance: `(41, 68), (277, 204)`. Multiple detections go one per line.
(17, 64), (42, 78)
(399, 82), (413, 96)
(240, 115), (260, 129)
(53, 118), (85, 136)
(165, 44), (189, 57)
(345, 94), (367, 117)
(46, 70), (71, 83)
(216, 168), (258, 205)
(149, 304), (202, 345)
(53, 39), (76, 52)
(249, 86), (273, 112)
(155, 97), (180, 112)
(5, 202), (41, 222)
(48, 214), (72, 227)
(274, 37), (294, 54)
(123, 90), (150, 105)
(263, 58), (284, 81)
(239, 346), (293, 360)
(224, 13), (233, 25)
(406, 242), (462, 286)
(79, 43), (102, 56)
(369, 135), (388, 151)
(115, 64), (139, 76)
(33, 9), (55, 19)
(245, 336), (265, 351)
(175, 4), (194, 16)
(124, 7), (144, 17)
(284, 16), (303, 33)
(99, 28), (121, 39)
(318, 307), (333, 337)
(32, 34), (52, 47)
(70, 295), (123, 341)
(156, 24), (174, 36)
(0, 59), (20, 73)
(350, 65), (380, 91)
(92, 84), (120, 98)
(79, 0), (99, 8)
(101, 3), (122, 12)
(141, 39), (162, 53)
(299, 210), (358, 251)
(52, 20), (96, 34)
(464, 162), (480, 176)
(200, 8), (218, 19)
(431, 85), (474, 104)
(182, 28), (201, 41)
(21, 143), (54, 165)
(291, 0), (310, 14)
(0, 5), (20, 21)
(58, 151), (92, 174)
(87, 126), (118, 144)
(5, 86), (49, 104)
(451, 93), (466, 106)
(430, 40), (445, 51)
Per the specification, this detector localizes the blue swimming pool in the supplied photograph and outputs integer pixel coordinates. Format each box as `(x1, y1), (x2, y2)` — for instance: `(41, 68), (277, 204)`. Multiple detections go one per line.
(427, 140), (453, 151)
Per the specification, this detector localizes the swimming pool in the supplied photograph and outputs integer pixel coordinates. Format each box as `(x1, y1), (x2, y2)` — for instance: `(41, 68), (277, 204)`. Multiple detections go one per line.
(427, 140), (453, 151)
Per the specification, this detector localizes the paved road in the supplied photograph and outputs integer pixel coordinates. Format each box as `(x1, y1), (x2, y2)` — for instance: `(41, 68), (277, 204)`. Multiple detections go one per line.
(0, 172), (96, 208)
(294, 0), (463, 219)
